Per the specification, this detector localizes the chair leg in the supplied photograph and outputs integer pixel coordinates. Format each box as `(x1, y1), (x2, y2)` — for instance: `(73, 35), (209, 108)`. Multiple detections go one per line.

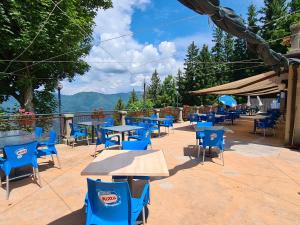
(36, 168), (42, 187)
(51, 154), (54, 162)
(32, 167), (36, 180)
(56, 154), (62, 169)
(86, 137), (89, 146)
(221, 151), (224, 166)
(94, 145), (97, 158)
(6, 175), (9, 200)
(197, 145), (201, 158)
(202, 148), (206, 164)
(0, 174), (2, 187)
(142, 207), (146, 224)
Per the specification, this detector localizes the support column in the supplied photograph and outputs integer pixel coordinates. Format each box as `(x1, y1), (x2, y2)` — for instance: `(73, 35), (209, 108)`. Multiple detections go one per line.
(119, 111), (127, 126)
(196, 106), (200, 114)
(154, 109), (160, 118)
(62, 114), (74, 145)
(178, 107), (184, 123)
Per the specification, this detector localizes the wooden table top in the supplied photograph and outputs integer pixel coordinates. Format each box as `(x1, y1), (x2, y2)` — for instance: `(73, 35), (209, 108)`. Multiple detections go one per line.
(81, 150), (169, 177)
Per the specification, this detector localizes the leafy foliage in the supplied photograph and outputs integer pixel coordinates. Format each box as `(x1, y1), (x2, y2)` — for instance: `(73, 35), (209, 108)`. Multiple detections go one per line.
(0, 0), (112, 113)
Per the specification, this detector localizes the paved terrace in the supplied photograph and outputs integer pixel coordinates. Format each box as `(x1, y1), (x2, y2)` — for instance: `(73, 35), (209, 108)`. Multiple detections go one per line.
(1, 118), (300, 225)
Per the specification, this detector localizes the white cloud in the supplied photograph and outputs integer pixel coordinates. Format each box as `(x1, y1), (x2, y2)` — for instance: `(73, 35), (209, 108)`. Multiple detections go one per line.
(61, 0), (213, 95)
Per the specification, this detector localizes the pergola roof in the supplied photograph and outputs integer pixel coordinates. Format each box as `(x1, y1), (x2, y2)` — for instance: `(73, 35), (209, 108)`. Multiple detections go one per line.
(191, 70), (288, 96)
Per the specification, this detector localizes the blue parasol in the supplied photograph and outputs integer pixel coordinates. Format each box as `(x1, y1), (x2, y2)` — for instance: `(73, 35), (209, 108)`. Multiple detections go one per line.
(218, 95), (237, 107)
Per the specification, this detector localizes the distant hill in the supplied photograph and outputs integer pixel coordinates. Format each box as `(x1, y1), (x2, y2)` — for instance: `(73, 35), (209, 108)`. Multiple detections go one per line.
(0, 91), (142, 113)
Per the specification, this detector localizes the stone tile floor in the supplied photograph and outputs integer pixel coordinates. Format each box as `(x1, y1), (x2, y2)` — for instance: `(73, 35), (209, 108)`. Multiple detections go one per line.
(0, 119), (300, 225)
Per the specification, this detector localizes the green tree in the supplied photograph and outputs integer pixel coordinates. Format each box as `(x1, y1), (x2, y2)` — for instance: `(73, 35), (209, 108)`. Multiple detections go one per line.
(146, 69), (161, 107)
(114, 97), (125, 111)
(197, 44), (217, 105)
(248, 4), (259, 34)
(158, 75), (177, 107)
(175, 69), (184, 106)
(127, 89), (138, 107)
(0, 0), (112, 113)
(288, 0), (300, 27)
(181, 42), (199, 105)
(260, 0), (289, 53)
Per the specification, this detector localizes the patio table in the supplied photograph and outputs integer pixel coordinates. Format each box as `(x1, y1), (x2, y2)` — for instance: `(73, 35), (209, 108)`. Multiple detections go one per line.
(81, 150), (169, 190)
(251, 115), (270, 133)
(104, 125), (144, 141)
(78, 121), (107, 143)
(0, 130), (35, 149)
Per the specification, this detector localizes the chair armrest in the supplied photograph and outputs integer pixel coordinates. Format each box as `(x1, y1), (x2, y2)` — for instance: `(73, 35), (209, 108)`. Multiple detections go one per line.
(128, 136), (140, 141)
(108, 135), (120, 142)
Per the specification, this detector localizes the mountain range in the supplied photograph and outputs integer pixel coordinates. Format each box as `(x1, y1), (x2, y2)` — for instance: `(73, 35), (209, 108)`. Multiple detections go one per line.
(0, 92), (142, 112)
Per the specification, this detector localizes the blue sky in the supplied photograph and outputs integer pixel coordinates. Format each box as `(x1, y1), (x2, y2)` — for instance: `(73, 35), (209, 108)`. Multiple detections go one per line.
(132, 0), (264, 45)
(62, 0), (266, 95)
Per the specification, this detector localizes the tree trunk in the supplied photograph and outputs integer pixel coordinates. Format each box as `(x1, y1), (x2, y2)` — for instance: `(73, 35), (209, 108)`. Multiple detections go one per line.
(23, 83), (34, 112)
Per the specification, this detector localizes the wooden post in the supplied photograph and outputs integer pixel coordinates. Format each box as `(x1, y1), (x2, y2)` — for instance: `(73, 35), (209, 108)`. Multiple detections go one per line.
(285, 65), (299, 146)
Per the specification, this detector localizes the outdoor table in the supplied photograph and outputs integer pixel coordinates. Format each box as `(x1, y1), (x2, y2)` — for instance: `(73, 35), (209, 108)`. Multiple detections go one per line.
(104, 125), (144, 141)
(251, 115), (270, 133)
(78, 121), (107, 143)
(0, 130), (34, 149)
(81, 150), (169, 190)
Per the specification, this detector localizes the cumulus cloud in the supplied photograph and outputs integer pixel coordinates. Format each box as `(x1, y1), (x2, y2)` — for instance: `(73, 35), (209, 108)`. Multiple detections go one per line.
(62, 0), (183, 95)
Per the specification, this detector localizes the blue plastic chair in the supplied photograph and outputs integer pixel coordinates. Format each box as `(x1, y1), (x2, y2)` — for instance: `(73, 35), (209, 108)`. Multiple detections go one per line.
(69, 123), (89, 146)
(189, 113), (199, 124)
(125, 117), (134, 125)
(160, 116), (174, 134)
(0, 141), (41, 199)
(256, 118), (276, 136)
(85, 178), (149, 225)
(207, 114), (216, 125)
(128, 124), (152, 148)
(37, 130), (61, 168)
(150, 114), (157, 119)
(201, 129), (225, 165)
(143, 119), (159, 135)
(104, 117), (115, 127)
(122, 140), (149, 150)
(196, 122), (213, 145)
(94, 128), (120, 157)
(34, 127), (43, 140)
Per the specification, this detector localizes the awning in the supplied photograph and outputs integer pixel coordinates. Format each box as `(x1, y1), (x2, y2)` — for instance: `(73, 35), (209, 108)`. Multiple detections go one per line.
(191, 70), (288, 96)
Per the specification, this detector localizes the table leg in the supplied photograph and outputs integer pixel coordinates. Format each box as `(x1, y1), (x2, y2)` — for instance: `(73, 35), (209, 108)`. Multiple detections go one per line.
(92, 125), (95, 143)
(122, 132), (125, 142)
(128, 176), (134, 192)
(158, 124), (161, 137)
(253, 119), (257, 133)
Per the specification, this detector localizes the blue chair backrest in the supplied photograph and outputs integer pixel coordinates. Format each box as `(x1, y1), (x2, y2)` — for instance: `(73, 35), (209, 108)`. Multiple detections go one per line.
(87, 178), (131, 224)
(197, 122), (213, 128)
(207, 114), (215, 124)
(190, 113), (199, 122)
(35, 127), (43, 139)
(150, 114), (157, 118)
(122, 141), (148, 150)
(47, 130), (57, 145)
(96, 128), (108, 144)
(125, 117), (133, 125)
(105, 118), (114, 126)
(4, 141), (38, 170)
(165, 115), (174, 121)
(203, 130), (224, 150)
